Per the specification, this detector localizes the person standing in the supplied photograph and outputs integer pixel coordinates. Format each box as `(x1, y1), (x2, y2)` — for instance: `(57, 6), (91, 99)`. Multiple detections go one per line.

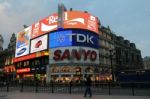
(84, 75), (92, 97)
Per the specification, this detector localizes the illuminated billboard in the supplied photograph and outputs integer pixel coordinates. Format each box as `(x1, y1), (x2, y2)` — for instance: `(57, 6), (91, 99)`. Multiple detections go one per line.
(15, 27), (31, 57)
(31, 11), (99, 39)
(49, 30), (72, 48)
(31, 22), (41, 39)
(49, 47), (99, 65)
(17, 68), (30, 74)
(49, 30), (99, 49)
(30, 35), (48, 53)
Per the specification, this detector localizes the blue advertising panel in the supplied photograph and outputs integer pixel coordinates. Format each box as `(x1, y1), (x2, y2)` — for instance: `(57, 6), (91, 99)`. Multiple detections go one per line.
(49, 30), (72, 48)
(72, 30), (99, 48)
(49, 30), (99, 49)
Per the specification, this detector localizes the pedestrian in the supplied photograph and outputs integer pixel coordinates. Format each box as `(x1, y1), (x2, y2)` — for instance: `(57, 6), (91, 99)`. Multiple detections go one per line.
(84, 75), (92, 97)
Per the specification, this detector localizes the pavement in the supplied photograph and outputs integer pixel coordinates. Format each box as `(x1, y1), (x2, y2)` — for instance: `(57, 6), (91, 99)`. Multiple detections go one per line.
(0, 92), (149, 99)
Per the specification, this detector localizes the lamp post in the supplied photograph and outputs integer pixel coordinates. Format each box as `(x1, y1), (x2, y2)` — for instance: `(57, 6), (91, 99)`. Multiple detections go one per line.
(109, 49), (115, 82)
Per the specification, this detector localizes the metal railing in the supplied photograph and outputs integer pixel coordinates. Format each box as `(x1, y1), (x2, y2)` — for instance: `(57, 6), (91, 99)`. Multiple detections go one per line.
(0, 81), (150, 96)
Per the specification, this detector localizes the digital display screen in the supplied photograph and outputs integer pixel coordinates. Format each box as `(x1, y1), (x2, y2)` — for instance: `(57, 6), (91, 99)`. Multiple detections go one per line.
(30, 34), (48, 53)
(49, 30), (99, 49)
(49, 30), (72, 48)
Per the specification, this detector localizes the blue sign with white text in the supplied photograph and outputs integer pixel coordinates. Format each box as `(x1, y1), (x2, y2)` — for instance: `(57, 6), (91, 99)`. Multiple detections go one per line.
(49, 30), (99, 49)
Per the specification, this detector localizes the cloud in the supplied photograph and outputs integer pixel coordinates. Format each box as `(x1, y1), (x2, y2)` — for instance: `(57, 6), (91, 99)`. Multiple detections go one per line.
(0, 0), (150, 57)
(0, 1), (10, 14)
(0, 0), (57, 49)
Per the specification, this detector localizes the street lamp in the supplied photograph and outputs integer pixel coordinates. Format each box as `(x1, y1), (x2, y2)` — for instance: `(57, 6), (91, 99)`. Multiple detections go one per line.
(109, 49), (115, 82)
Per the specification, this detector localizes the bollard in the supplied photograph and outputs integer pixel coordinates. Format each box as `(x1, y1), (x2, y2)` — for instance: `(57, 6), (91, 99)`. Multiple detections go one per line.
(51, 81), (54, 93)
(20, 82), (23, 92)
(6, 82), (9, 92)
(131, 82), (135, 96)
(69, 81), (72, 94)
(35, 81), (38, 93)
(108, 82), (111, 95)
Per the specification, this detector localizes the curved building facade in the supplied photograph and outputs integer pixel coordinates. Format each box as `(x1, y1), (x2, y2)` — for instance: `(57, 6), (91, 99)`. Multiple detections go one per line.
(14, 10), (100, 83)
(48, 29), (100, 82)
(13, 8), (142, 83)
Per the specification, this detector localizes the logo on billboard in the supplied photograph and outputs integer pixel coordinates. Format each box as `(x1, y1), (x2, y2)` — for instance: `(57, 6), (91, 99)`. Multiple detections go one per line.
(30, 35), (48, 53)
(53, 49), (97, 61)
(49, 30), (99, 48)
(67, 33), (94, 44)
(49, 30), (72, 48)
(15, 26), (31, 57)
(17, 48), (27, 56)
(31, 11), (99, 39)
(49, 47), (99, 65)
(35, 40), (42, 48)
(57, 34), (65, 42)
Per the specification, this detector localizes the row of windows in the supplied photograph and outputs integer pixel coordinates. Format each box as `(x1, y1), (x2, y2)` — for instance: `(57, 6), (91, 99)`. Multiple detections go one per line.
(99, 39), (114, 49)
(16, 57), (48, 68)
(99, 30), (112, 40)
(99, 57), (111, 65)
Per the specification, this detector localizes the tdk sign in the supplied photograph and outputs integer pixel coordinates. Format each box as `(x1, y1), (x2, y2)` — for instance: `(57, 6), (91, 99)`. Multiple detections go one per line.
(67, 33), (94, 44)
(49, 30), (99, 49)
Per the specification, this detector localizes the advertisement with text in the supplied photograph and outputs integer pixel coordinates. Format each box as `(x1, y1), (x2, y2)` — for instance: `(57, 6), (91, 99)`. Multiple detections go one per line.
(49, 30), (99, 49)
(49, 47), (99, 65)
(30, 34), (48, 53)
(15, 27), (31, 57)
(31, 11), (99, 39)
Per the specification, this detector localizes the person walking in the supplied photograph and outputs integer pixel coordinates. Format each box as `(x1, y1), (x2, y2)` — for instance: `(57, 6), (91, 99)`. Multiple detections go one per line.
(84, 75), (92, 97)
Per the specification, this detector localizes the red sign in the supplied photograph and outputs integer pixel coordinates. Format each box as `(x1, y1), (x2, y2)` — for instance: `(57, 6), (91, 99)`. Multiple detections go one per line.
(14, 51), (49, 63)
(53, 49), (97, 61)
(31, 22), (41, 39)
(17, 68), (30, 73)
(4, 65), (16, 73)
(31, 11), (99, 39)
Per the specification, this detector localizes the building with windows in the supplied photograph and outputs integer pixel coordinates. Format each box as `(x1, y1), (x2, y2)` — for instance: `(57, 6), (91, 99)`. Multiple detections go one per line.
(0, 6), (143, 83)
(0, 34), (16, 81)
(100, 26), (143, 81)
(143, 56), (150, 70)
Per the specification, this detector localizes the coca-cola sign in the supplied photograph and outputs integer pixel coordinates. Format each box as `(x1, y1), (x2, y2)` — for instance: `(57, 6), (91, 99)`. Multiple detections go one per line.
(31, 11), (99, 39)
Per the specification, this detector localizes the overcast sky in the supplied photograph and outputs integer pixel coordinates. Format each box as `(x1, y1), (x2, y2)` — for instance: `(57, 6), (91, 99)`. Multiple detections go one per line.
(0, 0), (150, 57)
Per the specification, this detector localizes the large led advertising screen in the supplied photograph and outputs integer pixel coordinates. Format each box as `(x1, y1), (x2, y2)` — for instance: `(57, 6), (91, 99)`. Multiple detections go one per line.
(49, 30), (72, 48)
(49, 30), (99, 49)
(49, 47), (99, 65)
(30, 35), (48, 53)
(31, 11), (99, 39)
(15, 27), (31, 57)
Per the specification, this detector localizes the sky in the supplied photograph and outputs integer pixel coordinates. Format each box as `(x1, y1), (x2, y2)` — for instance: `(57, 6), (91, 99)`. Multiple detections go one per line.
(0, 0), (150, 57)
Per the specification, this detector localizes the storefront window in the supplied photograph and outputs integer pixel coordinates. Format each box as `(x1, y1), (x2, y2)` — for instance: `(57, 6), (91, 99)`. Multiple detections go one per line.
(85, 67), (93, 73)
(61, 66), (71, 72)
(51, 67), (59, 73)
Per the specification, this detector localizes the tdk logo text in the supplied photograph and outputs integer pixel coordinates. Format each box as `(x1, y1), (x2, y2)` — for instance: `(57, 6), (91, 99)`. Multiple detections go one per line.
(67, 33), (94, 44)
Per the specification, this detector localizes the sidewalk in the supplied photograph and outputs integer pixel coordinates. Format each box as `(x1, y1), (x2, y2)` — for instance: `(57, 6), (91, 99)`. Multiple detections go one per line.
(0, 92), (149, 99)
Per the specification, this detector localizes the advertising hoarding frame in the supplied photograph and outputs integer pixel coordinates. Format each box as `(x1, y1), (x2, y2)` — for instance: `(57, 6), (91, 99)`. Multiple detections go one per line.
(15, 26), (31, 58)
(49, 29), (99, 49)
(30, 34), (48, 54)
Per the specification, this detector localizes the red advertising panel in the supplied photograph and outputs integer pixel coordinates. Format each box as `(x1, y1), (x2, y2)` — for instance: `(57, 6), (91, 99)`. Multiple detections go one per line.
(41, 13), (58, 35)
(63, 11), (98, 33)
(4, 65), (16, 73)
(31, 22), (41, 39)
(17, 68), (30, 74)
(14, 51), (49, 63)
(31, 11), (99, 39)
(31, 13), (58, 39)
